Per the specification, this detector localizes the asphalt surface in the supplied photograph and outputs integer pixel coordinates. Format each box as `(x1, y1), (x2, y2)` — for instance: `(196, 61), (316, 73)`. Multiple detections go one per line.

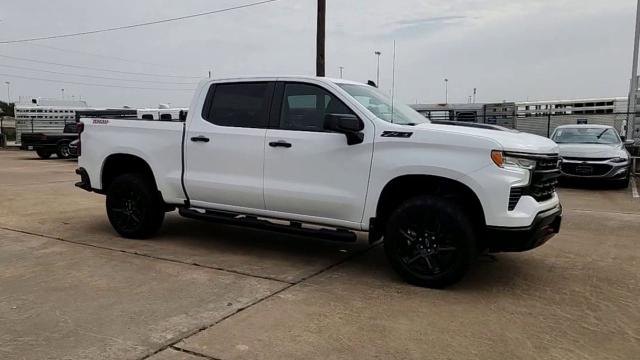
(0, 150), (639, 360)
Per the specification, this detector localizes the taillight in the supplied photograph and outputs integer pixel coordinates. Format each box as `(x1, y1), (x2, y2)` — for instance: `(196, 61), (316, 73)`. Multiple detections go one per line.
(77, 122), (84, 156)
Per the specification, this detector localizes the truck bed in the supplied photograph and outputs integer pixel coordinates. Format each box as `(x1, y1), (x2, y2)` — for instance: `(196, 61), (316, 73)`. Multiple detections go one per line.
(79, 117), (187, 204)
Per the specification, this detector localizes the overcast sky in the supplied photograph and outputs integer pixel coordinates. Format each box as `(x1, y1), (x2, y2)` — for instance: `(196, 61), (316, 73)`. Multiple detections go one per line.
(0, 0), (636, 108)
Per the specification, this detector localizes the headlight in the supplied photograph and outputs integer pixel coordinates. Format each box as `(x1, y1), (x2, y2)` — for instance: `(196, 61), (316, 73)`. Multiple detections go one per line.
(611, 157), (629, 163)
(491, 150), (537, 170)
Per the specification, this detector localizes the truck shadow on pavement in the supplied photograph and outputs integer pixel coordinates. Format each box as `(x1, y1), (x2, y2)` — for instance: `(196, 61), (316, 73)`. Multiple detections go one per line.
(74, 212), (528, 288)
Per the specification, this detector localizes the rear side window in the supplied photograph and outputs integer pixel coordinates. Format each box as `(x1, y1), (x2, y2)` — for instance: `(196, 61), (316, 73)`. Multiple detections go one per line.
(204, 82), (270, 128)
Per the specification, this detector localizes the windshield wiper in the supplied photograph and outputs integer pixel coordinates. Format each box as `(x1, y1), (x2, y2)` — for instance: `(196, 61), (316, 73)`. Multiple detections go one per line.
(596, 129), (609, 139)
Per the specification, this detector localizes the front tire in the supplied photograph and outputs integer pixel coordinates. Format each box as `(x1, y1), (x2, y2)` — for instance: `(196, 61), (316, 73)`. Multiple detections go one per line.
(56, 142), (71, 159)
(612, 174), (630, 189)
(384, 195), (476, 288)
(36, 149), (52, 159)
(106, 174), (165, 239)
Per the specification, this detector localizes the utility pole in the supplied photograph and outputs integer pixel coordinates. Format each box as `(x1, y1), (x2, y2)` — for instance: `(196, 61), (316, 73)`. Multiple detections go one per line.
(628, 0), (640, 139)
(339, 66), (344, 79)
(374, 51), (381, 87)
(316, 0), (326, 77)
(61, 88), (65, 100)
(473, 88), (477, 104)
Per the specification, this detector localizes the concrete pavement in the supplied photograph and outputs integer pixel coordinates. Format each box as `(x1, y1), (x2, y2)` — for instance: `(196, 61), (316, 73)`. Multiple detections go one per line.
(1, 150), (639, 359)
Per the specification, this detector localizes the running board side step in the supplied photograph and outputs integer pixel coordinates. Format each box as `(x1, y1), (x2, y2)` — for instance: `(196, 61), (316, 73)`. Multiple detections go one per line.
(178, 208), (357, 243)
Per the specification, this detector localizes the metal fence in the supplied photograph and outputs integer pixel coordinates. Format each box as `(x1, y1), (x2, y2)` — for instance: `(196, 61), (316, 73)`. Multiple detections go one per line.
(420, 111), (637, 139)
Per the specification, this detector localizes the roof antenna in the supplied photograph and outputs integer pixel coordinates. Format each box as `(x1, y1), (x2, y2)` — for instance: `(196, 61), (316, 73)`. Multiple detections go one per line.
(391, 40), (397, 124)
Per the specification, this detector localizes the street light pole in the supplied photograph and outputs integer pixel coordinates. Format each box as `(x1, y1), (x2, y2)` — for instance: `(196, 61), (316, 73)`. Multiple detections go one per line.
(4, 81), (10, 103)
(628, 0), (640, 139)
(339, 66), (344, 79)
(61, 88), (65, 100)
(374, 51), (381, 87)
(444, 78), (449, 104)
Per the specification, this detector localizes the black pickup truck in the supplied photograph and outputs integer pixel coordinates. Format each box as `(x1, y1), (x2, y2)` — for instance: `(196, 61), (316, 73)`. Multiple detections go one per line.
(21, 123), (78, 159)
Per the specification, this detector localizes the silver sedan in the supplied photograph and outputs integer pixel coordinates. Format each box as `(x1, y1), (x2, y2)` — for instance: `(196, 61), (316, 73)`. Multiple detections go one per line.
(551, 125), (633, 188)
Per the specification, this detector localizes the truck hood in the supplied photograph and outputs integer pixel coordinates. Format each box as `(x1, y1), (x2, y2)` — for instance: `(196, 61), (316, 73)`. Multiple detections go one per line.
(557, 143), (627, 159)
(415, 122), (559, 154)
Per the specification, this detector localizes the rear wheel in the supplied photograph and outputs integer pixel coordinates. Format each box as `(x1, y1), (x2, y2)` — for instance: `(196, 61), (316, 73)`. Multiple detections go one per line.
(36, 149), (52, 159)
(56, 142), (71, 159)
(383, 195), (476, 288)
(106, 173), (165, 239)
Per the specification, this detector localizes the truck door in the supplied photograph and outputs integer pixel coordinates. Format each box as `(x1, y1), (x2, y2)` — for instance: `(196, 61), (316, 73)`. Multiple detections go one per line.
(263, 81), (374, 225)
(184, 81), (274, 210)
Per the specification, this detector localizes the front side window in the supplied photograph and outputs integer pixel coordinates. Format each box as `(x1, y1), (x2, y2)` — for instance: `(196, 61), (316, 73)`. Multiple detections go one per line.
(205, 82), (270, 128)
(552, 127), (621, 144)
(280, 83), (353, 132)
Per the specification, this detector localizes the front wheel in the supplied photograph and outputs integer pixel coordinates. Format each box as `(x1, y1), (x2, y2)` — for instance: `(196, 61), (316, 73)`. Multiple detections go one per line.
(56, 142), (71, 159)
(36, 149), (52, 159)
(106, 174), (165, 239)
(612, 175), (630, 189)
(384, 195), (476, 288)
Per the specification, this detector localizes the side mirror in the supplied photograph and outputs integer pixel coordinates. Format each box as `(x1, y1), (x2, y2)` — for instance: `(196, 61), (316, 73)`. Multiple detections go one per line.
(624, 139), (635, 146)
(324, 114), (365, 145)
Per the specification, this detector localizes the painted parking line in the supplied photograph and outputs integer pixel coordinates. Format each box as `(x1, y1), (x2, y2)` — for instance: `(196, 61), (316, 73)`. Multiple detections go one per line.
(632, 177), (639, 199)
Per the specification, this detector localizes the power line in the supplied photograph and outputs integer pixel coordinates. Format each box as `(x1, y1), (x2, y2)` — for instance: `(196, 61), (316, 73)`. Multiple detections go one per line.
(0, 53), (202, 78)
(0, 73), (195, 91)
(0, 0), (282, 44)
(14, 43), (192, 71)
(0, 64), (199, 85)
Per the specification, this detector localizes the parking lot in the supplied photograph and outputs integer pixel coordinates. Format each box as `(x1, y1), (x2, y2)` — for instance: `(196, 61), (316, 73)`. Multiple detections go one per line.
(0, 149), (639, 360)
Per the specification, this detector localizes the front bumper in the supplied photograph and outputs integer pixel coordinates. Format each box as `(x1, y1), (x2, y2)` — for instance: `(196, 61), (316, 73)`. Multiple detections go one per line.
(486, 205), (562, 253)
(560, 159), (630, 180)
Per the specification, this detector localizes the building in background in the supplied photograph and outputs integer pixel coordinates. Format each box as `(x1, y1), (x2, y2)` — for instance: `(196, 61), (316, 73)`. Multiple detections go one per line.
(411, 97), (629, 138)
(515, 97), (628, 137)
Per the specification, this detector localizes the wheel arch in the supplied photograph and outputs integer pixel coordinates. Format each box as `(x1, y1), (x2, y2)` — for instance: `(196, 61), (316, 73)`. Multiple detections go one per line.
(370, 174), (486, 243)
(101, 153), (159, 194)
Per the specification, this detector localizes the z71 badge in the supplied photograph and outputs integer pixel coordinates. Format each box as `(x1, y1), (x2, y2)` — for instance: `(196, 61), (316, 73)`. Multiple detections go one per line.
(381, 131), (413, 138)
(92, 119), (109, 125)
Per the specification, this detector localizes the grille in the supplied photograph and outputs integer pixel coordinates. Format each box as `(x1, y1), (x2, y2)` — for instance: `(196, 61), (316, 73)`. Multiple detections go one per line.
(529, 155), (561, 201)
(561, 163), (612, 176)
(506, 154), (560, 210)
(508, 187), (523, 210)
(561, 156), (614, 162)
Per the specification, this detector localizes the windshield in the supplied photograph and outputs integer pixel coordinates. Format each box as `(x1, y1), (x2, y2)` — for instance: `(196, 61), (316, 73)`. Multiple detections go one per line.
(552, 127), (620, 144)
(338, 84), (429, 126)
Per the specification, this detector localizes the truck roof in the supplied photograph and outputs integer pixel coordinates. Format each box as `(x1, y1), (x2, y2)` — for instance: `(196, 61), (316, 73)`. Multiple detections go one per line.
(202, 76), (367, 86)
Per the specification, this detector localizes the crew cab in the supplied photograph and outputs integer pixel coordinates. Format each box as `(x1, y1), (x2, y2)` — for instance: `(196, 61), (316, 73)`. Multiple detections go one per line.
(75, 76), (562, 288)
(21, 122), (78, 159)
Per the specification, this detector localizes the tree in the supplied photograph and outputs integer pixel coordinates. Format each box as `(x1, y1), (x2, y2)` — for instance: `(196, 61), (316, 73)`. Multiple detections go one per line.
(0, 101), (14, 117)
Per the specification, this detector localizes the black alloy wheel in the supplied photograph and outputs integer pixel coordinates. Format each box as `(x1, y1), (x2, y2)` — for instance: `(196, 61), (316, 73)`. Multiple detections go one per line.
(106, 174), (165, 239)
(384, 195), (476, 288)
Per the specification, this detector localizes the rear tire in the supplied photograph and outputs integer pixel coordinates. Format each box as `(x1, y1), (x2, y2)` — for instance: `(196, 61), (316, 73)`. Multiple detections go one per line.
(36, 149), (52, 159)
(106, 173), (165, 239)
(56, 142), (71, 159)
(383, 195), (476, 289)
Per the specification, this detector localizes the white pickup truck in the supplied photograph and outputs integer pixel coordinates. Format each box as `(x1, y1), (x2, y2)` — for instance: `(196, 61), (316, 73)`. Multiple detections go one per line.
(76, 76), (562, 288)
